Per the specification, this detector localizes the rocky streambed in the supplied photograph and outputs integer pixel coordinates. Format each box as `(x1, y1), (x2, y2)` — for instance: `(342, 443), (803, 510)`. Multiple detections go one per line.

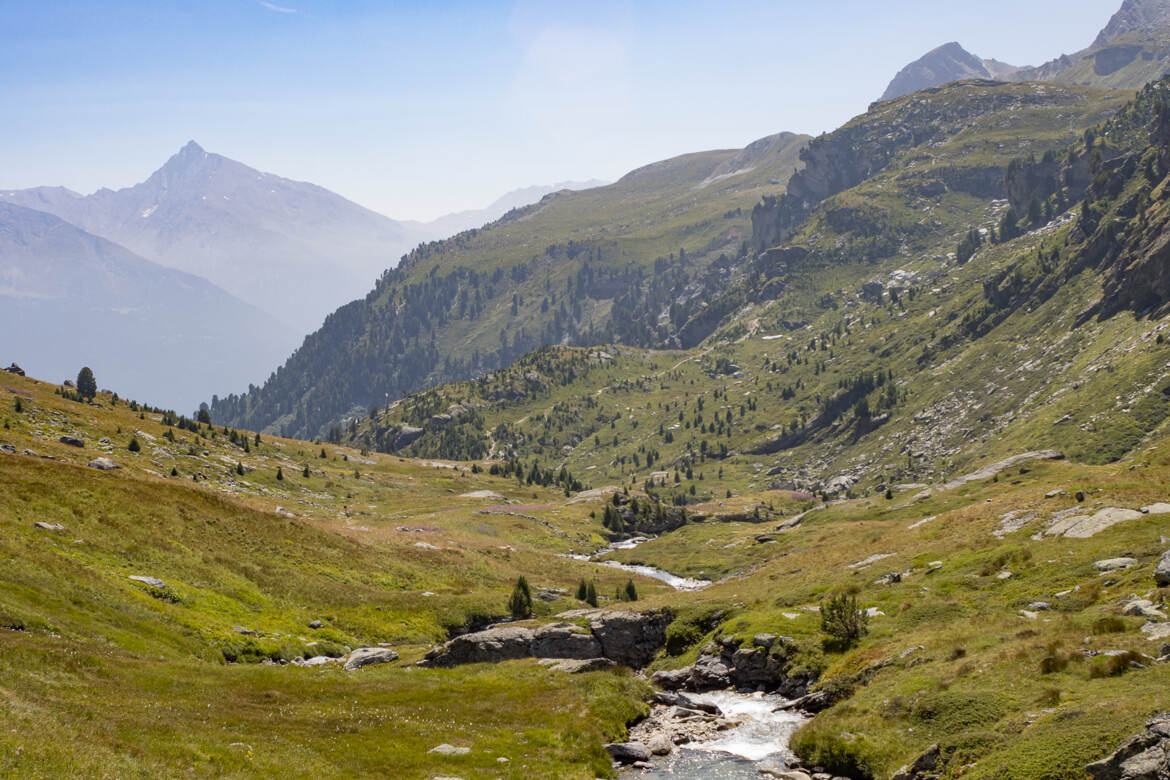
(566, 536), (712, 591)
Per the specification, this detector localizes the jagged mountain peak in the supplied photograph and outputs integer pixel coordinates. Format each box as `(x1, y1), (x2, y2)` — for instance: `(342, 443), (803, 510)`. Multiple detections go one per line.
(1095, 0), (1170, 47)
(880, 42), (997, 101)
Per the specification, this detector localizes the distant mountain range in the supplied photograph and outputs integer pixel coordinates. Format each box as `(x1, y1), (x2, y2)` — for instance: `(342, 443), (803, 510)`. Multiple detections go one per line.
(881, 0), (1170, 101)
(1, 141), (428, 333)
(0, 201), (294, 412)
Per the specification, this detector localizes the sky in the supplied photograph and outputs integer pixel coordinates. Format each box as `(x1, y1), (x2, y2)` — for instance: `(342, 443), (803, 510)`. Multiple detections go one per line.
(0, 0), (1115, 221)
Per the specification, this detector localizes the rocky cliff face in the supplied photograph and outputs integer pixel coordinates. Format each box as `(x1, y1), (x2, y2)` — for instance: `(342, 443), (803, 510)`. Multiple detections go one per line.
(1095, 0), (1170, 47)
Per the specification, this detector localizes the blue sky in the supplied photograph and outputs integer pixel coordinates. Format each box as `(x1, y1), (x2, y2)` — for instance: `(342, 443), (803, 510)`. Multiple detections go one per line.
(0, 0), (1115, 220)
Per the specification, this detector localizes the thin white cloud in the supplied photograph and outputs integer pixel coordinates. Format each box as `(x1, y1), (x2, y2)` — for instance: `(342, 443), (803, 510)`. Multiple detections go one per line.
(256, 0), (297, 13)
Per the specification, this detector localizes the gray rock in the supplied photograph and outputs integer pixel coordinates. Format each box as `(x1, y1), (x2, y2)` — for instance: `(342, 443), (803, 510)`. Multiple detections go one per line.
(892, 743), (940, 780)
(420, 625), (535, 668)
(1156, 551), (1170, 587)
(1028, 601), (1053, 612)
(589, 609), (672, 668)
(604, 742), (651, 764)
(0, 444), (14, 454)
(1087, 712), (1170, 779)
(232, 626), (259, 636)
(1123, 599), (1167, 620)
(33, 522), (65, 531)
(1061, 508), (1144, 539)
(300, 655), (341, 667)
(647, 734), (673, 756)
(427, 744), (471, 756)
(308, 619), (323, 629)
(87, 457), (120, 470)
(394, 426), (424, 449)
(651, 668), (691, 690)
(689, 653), (732, 690)
(344, 647), (399, 671)
(128, 575), (166, 589)
(58, 436), (84, 448)
(676, 693), (721, 715)
(531, 622), (603, 659)
(753, 633), (778, 648)
(1095, 558), (1139, 572)
(1143, 503), (1170, 515)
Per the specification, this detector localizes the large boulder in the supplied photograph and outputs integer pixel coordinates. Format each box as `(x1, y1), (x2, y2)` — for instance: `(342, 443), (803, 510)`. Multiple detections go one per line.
(604, 742), (651, 764)
(1155, 551), (1170, 587)
(589, 610), (672, 668)
(420, 625), (535, 668)
(344, 647), (398, 671)
(531, 622), (603, 659)
(1086, 712), (1170, 779)
(87, 457), (120, 471)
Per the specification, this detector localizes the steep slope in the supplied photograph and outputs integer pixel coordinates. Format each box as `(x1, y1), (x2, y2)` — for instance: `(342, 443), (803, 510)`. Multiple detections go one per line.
(347, 80), (1155, 505)
(416, 180), (608, 237)
(0, 202), (295, 412)
(879, 0), (1170, 100)
(209, 132), (809, 439)
(1, 142), (430, 332)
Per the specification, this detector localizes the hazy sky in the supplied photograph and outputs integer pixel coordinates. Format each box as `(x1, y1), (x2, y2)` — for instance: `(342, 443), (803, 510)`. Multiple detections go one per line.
(1, 0), (1115, 221)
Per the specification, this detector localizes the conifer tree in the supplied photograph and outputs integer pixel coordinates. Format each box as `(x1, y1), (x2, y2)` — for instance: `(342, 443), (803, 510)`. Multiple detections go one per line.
(508, 576), (533, 618)
(76, 367), (96, 400)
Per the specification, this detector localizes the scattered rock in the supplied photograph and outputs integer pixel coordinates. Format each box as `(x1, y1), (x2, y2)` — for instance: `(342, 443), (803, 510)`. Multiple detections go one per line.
(232, 626), (260, 637)
(33, 522), (65, 531)
(604, 742), (650, 764)
(1028, 601), (1053, 611)
(58, 436), (84, 448)
(427, 744), (471, 756)
(344, 647), (399, 671)
(1095, 558), (1139, 572)
(128, 575), (165, 589)
(1123, 599), (1167, 620)
(0, 443), (14, 454)
(87, 457), (120, 471)
(296, 655), (342, 667)
(413, 542), (440, 550)
(1086, 712), (1170, 779)
(308, 619), (323, 629)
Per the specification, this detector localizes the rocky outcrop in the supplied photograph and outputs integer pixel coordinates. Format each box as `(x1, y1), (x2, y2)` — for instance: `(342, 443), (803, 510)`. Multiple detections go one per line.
(891, 743), (942, 780)
(604, 742), (650, 764)
(420, 625), (535, 667)
(419, 610), (672, 669)
(590, 610), (672, 668)
(651, 634), (812, 696)
(1086, 711), (1170, 779)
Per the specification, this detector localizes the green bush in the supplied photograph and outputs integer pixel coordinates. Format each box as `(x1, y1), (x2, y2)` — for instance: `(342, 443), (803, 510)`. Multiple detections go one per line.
(821, 592), (868, 645)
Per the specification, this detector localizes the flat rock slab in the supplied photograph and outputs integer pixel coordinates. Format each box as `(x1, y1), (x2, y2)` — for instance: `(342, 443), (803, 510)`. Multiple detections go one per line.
(33, 522), (65, 531)
(128, 575), (166, 589)
(87, 457), (120, 470)
(427, 744), (471, 756)
(1094, 558), (1139, 572)
(344, 647), (399, 671)
(1143, 503), (1170, 515)
(459, 490), (503, 499)
(939, 450), (1063, 491)
(605, 742), (650, 764)
(1048, 508), (1143, 538)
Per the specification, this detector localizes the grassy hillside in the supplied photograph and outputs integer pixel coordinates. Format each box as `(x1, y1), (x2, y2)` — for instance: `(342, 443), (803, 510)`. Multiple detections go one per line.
(209, 133), (809, 440)
(0, 373), (662, 778)
(342, 81), (1168, 506)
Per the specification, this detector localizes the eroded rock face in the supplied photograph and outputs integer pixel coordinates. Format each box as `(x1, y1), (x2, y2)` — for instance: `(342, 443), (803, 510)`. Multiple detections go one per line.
(652, 635), (811, 695)
(1086, 711), (1170, 779)
(589, 610), (673, 668)
(530, 623), (603, 659)
(419, 610), (673, 669)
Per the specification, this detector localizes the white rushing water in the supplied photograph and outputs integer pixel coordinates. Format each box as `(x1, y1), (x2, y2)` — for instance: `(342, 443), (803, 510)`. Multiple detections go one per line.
(565, 536), (712, 591)
(630, 691), (808, 778)
(679, 691), (806, 762)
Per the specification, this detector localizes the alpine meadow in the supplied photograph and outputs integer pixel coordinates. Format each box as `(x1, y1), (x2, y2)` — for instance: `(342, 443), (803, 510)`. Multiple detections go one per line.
(9, 1), (1170, 778)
